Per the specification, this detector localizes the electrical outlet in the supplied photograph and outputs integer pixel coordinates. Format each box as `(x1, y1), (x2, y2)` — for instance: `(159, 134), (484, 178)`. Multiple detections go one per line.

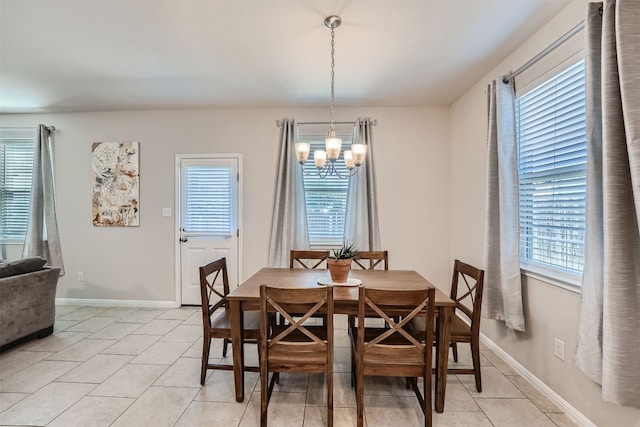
(77, 271), (84, 281)
(554, 337), (565, 361)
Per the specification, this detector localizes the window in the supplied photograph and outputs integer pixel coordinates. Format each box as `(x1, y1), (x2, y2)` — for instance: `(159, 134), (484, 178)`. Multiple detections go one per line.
(516, 59), (586, 284)
(299, 134), (352, 246)
(0, 138), (35, 242)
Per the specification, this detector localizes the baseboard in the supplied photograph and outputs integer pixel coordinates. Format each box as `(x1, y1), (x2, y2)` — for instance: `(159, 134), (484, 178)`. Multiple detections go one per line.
(55, 298), (179, 309)
(479, 333), (596, 427)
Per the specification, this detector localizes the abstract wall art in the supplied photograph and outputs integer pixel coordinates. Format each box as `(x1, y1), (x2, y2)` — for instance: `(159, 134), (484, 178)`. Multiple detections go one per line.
(92, 141), (140, 226)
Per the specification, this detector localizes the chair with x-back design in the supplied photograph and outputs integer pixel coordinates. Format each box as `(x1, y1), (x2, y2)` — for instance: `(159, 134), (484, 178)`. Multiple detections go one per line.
(410, 259), (485, 392)
(289, 250), (330, 269)
(350, 286), (435, 427)
(198, 257), (260, 385)
(260, 285), (334, 427)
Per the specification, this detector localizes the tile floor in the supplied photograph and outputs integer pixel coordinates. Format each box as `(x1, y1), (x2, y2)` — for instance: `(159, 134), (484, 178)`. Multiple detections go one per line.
(0, 305), (577, 426)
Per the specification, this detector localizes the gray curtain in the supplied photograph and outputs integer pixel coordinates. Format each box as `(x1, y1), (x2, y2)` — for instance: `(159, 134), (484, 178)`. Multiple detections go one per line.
(23, 124), (64, 275)
(344, 118), (380, 251)
(482, 79), (525, 332)
(576, 0), (640, 408)
(268, 119), (309, 267)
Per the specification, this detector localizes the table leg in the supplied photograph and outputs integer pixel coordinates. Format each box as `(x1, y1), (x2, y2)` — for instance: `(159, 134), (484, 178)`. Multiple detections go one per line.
(435, 306), (452, 413)
(230, 299), (245, 402)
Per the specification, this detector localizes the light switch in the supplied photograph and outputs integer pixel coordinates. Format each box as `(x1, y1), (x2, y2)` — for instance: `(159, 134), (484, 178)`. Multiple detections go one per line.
(162, 208), (172, 217)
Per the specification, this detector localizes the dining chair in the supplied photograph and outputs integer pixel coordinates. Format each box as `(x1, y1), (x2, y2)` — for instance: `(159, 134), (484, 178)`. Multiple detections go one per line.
(352, 250), (388, 271)
(199, 257), (260, 385)
(350, 286), (435, 427)
(348, 250), (389, 330)
(260, 285), (334, 427)
(289, 250), (330, 269)
(410, 259), (485, 392)
(287, 250), (330, 326)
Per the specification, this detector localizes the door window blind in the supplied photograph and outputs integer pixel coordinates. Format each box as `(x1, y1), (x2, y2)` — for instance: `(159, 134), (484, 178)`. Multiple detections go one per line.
(517, 59), (586, 275)
(301, 136), (352, 246)
(182, 165), (232, 235)
(0, 140), (35, 241)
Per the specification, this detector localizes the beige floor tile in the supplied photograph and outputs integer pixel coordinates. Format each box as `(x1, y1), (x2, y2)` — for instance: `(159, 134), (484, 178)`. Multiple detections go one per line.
(47, 338), (116, 362)
(447, 344), (492, 368)
(65, 316), (116, 333)
(0, 350), (53, 380)
(118, 309), (166, 324)
(240, 390), (307, 427)
(88, 322), (142, 340)
(111, 386), (198, 427)
(362, 394), (426, 427)
(476, 398), (557, 427)
(157, 308), (198, 320)
(196, 370), (259, 403)
(182, 339), (204, 358)
(335, 331), (351, 348)
(160, 324), (201, 343)
(507, 375), (561, 413)
(458, 366), (525, 398)
(0, 360), (79, 393)
(438, 382), (480, 411)
(182, 311), (203, 325)
(130, 341), (192, 365)
(334, 347), (352, 373)
(481, 348), (518, 375)
(89, 363), (168, 398)
(307, 372), (356, 408)
(131, 319), (182, 335)
(57, 307), (108, 321)
(47, 395), (134, 427)
(22, 331), (90, 353)
(54, 319), (80, 332)
(58, 354), (134, 383)
(0, 381), (95, 426)
(0, 392), (29, 412)
(154, 357), (202, 388)
(98, 307), (139, 319)
(547, 412), (579, 427)
(55, 306), (82, 317)
(360, 375), (415, 397)
(271, 373), (310, 393)
(175, 401), (247, 427)
(433, 411), (494, 427)
(304, 405), (359, 427)
(101, 334), (161, 355)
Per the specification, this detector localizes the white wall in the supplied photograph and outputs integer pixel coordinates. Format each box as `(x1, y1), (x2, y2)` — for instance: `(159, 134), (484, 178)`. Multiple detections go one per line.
(449, 1), (640, 426)
(1, 106), (451, 302)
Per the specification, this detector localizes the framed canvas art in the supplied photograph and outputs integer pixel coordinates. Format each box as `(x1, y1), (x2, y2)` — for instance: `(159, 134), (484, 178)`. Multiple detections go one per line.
(92, 141), (139, 226)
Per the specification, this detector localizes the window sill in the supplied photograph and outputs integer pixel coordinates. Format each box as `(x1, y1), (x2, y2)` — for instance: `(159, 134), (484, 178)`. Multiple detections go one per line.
(520, 262), (582, 294)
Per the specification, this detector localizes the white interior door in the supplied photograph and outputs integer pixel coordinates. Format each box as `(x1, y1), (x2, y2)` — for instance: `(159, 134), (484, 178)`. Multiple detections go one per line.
(178, 156), (240, 305)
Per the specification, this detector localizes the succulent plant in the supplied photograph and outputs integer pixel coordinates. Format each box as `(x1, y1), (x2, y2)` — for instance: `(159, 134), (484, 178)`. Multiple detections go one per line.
(329, 242), (358, 260)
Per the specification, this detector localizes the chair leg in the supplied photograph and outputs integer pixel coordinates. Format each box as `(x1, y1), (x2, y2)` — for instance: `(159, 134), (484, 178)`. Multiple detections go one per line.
(222, 338), (230, 358)
(200, 335), (210, 385)
(452, 342), (458, 363)
(471, 340), (482, 392)
(260, 362), (268, 427)
(356, 367), (364, 427)
(327, 371), (334, 427)
(424, 374), (431, 427)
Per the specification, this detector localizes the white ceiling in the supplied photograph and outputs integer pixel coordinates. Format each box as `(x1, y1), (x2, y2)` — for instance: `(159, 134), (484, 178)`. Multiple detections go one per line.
(0, 0), (571, 113)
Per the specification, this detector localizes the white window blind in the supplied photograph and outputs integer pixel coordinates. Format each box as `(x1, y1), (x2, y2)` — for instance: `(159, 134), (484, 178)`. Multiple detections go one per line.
(0, 140), (35, 241)
(301, 135), (352, 246)
(182, 165), (233, 235)
(517, 59), (586, 276)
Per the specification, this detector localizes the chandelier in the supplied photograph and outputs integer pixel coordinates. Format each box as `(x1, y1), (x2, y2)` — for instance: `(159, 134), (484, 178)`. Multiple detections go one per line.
(294, 15), (367, 178)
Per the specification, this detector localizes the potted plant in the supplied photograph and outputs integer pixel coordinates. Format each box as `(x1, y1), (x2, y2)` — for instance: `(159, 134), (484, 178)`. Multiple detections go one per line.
(327, 242), (357, 283)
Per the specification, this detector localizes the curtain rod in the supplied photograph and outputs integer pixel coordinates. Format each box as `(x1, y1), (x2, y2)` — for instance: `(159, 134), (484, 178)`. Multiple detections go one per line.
(0, 125), (56, 131)
(503, 20), (585, 83)
(276, 120), (377, 127)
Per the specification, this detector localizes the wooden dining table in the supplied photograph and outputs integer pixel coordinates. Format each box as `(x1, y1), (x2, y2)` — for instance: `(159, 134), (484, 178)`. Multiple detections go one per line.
(227, 267), (455, 413)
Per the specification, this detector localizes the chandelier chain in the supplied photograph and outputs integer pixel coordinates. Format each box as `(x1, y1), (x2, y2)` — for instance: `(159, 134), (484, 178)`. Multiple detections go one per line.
(330, 26), (335, 127)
